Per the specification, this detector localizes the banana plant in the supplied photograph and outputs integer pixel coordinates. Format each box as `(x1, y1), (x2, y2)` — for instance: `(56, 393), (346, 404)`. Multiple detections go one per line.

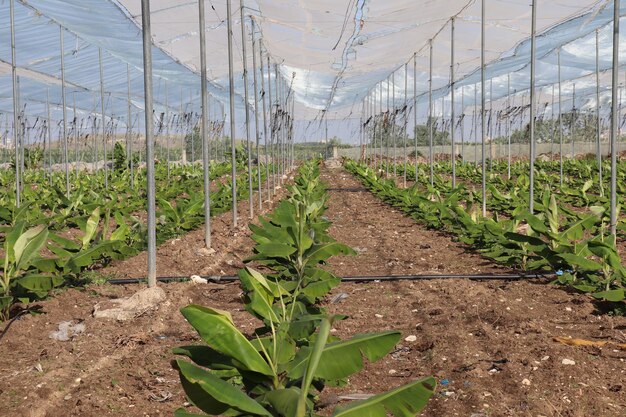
(174, 160), (435, 416)
(0, 222), (58, 320)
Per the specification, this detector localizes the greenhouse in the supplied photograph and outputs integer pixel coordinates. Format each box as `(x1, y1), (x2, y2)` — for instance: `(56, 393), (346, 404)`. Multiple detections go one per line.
(1, 0), (625, 416)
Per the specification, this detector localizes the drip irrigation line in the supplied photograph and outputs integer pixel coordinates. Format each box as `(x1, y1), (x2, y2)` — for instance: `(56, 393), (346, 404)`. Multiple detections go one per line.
(108, 272), (553, 285)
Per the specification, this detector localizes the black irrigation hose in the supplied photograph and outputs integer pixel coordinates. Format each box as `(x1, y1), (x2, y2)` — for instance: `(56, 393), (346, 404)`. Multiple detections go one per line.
(108, 272), (553, 285)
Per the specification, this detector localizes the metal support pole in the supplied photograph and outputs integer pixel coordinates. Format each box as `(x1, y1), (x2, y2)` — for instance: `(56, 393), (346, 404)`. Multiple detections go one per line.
(413, 53), (418, 177)
(10, 0), (21, 207)
(73, 93), (78, 175)
(60, 27), (70, 197)
(403, 63), (408, 187)
(571, 85), (576, 158)
(428, 39), (434, 186)
(140, 0), (157, 287)
(480, 0), (487, 216)
(46, 90), (52, 182)
(127, 64), (134, 186)
(251, 22), (262, 210)
(199, 0), (212, 248)
(392, 71), (397, 176)
(450, 17), (456, 188)
(558, 49), (563, 185)
(610, 0), (620, 236)
(240, 0), (254, 218)
(98, 47), (108, 189)
(268, 56), (275, 194)
(226, 0), (238, 227)
(507, 74), (511, 179)
(529, 0), (537, 213)
(260, 42), (270, 201)
(595, 29), (604, 196)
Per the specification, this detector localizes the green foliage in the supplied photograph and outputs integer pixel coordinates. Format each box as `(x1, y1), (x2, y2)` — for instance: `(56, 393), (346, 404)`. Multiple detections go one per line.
(346, 159), (626, 311)
(0, 222), (55, 320)
(173, 160), (435, 416)
(113, 142), (127, 171)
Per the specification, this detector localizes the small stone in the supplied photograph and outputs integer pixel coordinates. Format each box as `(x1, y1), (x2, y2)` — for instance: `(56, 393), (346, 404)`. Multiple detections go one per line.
(375, 314), (383, 318)
(522, 378), (531, 386)
(541, 356), (550, 361)
(74, 378), (82, 384)
(561, 358), (576, 366)
(404, 335), (417, 342)
(565, 307), (572, 312)
(388, 369), (397, 375)
(64, 394), (72, 401)
(190, 275), (208, 284)
(196, 247), (216, 257)
(444, 391), (455, 397)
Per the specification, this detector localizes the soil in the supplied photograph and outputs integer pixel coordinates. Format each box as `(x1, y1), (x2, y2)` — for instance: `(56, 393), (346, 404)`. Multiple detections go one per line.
(0, 164), (624, 417)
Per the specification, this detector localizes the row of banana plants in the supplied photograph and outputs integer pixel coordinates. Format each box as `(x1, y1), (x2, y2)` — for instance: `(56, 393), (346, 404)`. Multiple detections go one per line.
(386, 161), (625, 237)
(0, 163), (267, 320)
(389, 158), (626, 209)
(172, 160), (436, 417)
(347, 160), (626, 312)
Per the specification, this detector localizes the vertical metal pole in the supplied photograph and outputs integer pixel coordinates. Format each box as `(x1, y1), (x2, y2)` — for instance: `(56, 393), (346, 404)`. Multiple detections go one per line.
(226, 0), (238, 227)
(572, 84), (576, 158)
(268, 56), (275, 194)
(461, 85), (465, 163)
(481, 0), (487, 216)
(474, 83), (478, 164)
(558, 49), (563, 185)
(140, 0), (157, 287)
(450, 17), (456, 188)
(428, 39), (434, 186)
(275, 65), (282, 181)
(529, 0), (537, 213)
(507, 74), (511, 179)
(413, 53), (418, 177)
(165, 82), (171, 180)
(610, 0), (620, 236)
(595, 29), (604, 196)
(60, 27), (70, 198)
(379, 83), (383, 172)
(251, 22), (262, 210)
(99, 47), (108, 189)
(127, 64), (134, 186)
(199, 0), (212, 248)
(260, 42), (270, 201)
(392, 71), (397, 176)
(10, 0), (21, 207)
(403, 63), (408, 187)
(386, 78), (390, 175)
(240, 0), (254, 218)
(46, 90), (52, 181)
(73, 93), (78, 175)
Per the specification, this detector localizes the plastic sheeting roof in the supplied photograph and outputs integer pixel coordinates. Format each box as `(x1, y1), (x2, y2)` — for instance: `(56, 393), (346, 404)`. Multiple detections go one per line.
(0, 0), (624, 140)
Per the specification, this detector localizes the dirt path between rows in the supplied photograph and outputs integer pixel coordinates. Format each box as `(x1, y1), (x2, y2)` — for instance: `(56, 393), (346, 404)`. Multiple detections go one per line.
(0, 162), (624, 417)
(321, 164), (508, 276)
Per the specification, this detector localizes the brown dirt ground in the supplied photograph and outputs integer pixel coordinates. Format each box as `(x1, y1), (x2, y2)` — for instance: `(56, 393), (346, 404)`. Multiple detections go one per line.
(0, 164), (624, 417)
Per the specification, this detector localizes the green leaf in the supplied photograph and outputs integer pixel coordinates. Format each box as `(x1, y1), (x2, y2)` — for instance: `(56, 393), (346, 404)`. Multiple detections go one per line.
(557, 253), (602, 271)
(593, 289), (625, 302)
(14, 225), (49, 272)
(331, 377), (436, 417)
(255, 243), (297, 258)
(238, 268), (280, 322)
(264, 388), (301, 417)
(303, 243), (355, 265)
(289, 331), (401, 381)
(174, 359), (272, 416)
(180, 305), (274, 376)
(82, 207), (100, 248)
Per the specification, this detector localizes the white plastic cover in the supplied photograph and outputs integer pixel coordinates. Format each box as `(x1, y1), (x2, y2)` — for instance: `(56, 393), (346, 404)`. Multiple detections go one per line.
(0, 0), (624, 141)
